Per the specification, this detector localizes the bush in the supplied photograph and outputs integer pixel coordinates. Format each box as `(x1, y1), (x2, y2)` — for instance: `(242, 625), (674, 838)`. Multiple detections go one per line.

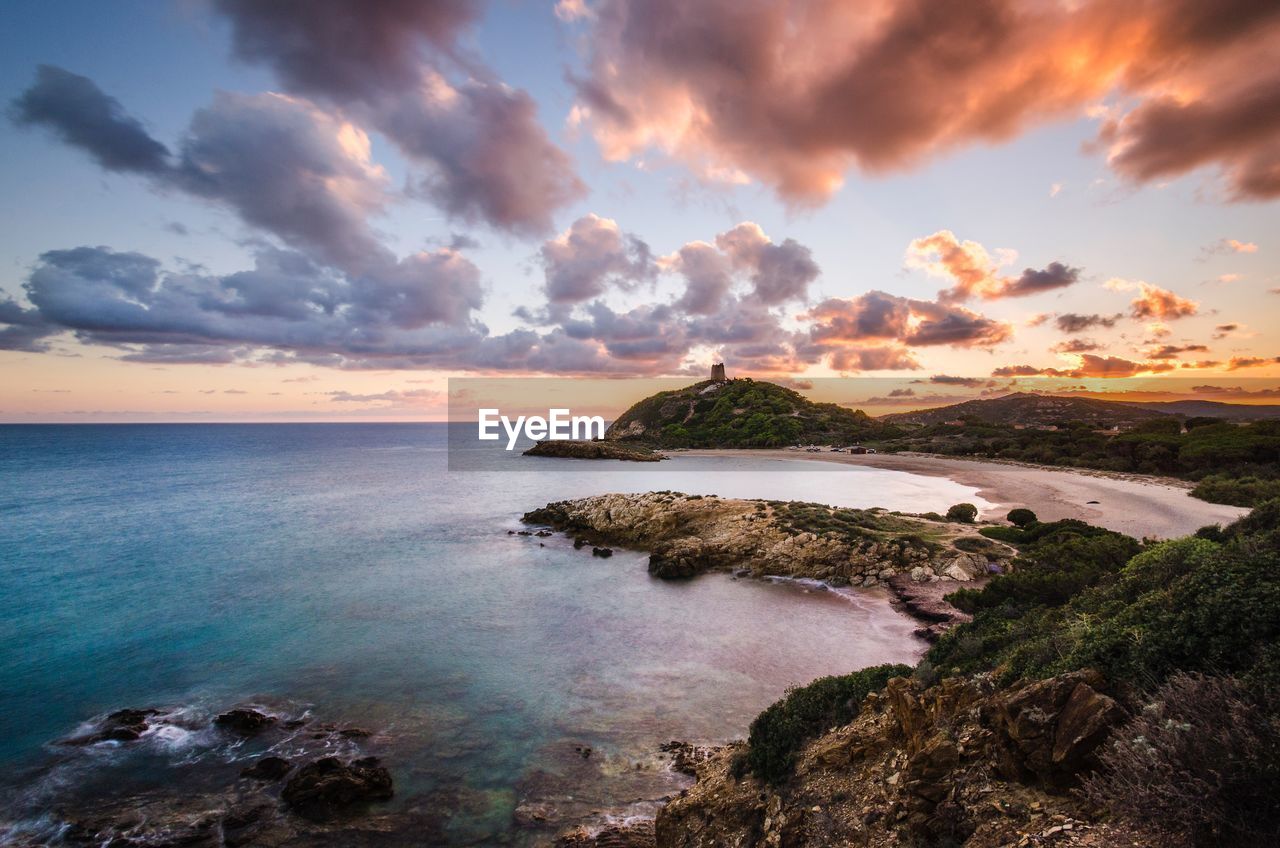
(1191, 474), (1280, 507)
(746, 664), (911, 783)
(1006, 507), (1037, 526)
(1082, 673), (1280, 847)
(946, 502), (978, 523)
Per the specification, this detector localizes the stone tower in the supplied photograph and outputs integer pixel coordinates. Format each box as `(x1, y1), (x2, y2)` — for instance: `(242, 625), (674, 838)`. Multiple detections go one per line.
(710, 362), (726, 382)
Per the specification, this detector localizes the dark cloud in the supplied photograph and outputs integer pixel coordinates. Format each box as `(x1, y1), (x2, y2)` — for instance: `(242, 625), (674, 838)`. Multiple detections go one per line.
(929, 375), (991, 387)
(715, 223), (819, 305)
(1226, 355), (1280, 370)
(1147, 343), (1210, 359)
(10, 65), (170, 174)
(0, 296), (57, 351)
(1055, 312), (1123, 333)
(1052, 338), (1103, 353)
(215, 0), (583, 235)
(1004, 262), (1081, 297)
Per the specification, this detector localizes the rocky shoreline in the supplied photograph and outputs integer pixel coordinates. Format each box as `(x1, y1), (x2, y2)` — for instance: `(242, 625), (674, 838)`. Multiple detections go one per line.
(522, 491), (1013, 591)
(523, 440), (666, 462)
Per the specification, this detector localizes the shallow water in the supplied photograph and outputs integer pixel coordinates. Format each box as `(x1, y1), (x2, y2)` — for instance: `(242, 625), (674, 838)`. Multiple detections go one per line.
(0, 424), (989, 843)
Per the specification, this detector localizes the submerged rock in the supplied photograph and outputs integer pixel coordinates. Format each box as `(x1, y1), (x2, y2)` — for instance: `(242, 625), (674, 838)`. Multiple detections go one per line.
(281, 755), (394, 820)
(62, 708), (158, 745)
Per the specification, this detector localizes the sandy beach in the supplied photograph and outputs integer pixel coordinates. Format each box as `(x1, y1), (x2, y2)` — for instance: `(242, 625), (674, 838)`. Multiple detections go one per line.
(683, 449), (1249, 540)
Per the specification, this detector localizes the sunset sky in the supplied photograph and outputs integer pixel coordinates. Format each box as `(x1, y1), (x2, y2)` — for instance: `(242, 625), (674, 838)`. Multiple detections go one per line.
(1, 0), (1277, 421)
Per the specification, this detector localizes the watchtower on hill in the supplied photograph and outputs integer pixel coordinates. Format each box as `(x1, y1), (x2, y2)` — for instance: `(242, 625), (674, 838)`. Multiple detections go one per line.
(710, 362), (727, 382)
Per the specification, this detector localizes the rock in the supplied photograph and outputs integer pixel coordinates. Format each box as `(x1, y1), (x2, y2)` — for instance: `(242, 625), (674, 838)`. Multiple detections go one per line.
(214, 708), (277, 736)
(523, 440), (664, 462)
(280, 756), (394, 820)
(338, 726), (373, 738)
(535, 529), (553, 537)
(647, 538), (708, 579)
(241, 755), (291, 781)
(660, 740), (721, 776)
(63, 708), (158, 745)
(591, 546), (614, 558)
(992, 670), (1124, 786)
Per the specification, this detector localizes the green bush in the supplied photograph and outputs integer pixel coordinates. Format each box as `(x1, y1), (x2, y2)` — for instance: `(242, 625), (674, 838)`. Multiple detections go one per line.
(746, 664), (911, 783)
(1006, 508), (1037, 526)
(1191, 474), (1280, 508)
(946, 502), (978, 523)
(930, 502), (1280, 690)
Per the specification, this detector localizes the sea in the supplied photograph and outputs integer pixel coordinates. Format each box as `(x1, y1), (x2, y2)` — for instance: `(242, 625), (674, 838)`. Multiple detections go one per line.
(0, 424), (990, 844)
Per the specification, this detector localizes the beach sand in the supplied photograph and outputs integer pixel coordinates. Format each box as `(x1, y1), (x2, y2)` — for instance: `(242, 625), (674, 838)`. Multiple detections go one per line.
(684, 449), (1249, 540)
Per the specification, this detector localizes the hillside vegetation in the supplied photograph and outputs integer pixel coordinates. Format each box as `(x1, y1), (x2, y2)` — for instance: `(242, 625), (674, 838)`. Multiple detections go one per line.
(669, 500), (1280, 847)
(606, 378), (894, 448)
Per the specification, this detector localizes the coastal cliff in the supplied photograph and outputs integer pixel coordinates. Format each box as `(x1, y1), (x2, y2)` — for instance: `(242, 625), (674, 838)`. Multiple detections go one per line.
(523, 491), (1011, 588)
(654, 670), (1134, 848)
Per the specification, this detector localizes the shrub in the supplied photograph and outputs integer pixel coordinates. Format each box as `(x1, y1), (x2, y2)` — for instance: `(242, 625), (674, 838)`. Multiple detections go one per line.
(1082, 673), (1280, 847)
(946, 502), (978, 523)
(1006, 507), (1037, 526)
(746, 664), (911, 783)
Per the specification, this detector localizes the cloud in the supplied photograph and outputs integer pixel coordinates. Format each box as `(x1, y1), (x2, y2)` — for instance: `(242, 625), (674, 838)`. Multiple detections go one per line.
(12, 70), (397, 274)
(798, 290), (1012, 372)
(1202, 237), (1259, 256)
(1127, 282), (1200, 320)
(993, 354), (1176, 379)
(214, 0), (583, 236)
(928, 375), (992, 387)
(715, 223), (820, 305)
(328, 388), (443, 404)
(539, 214), (655, 304)
(1108, 278), (1199, 320)
(1052, 338), (1103, 353)
(1056, 312), (1123, 333)
(1225, 355), (1280, 370)
(1213, 323), (1239, 339)
(1146, 343), (1210, 359)
(906, 230), (1080, 302)
(10, 65), (170, 174)
(569, 0), (1280, 203)
(0, 296), (56, 351)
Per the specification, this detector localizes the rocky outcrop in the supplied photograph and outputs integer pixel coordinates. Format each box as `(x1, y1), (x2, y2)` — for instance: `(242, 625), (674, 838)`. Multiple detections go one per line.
(886, 574), (977, 642)
(280, 755), (395, 820)
(654, 671), (1134, 848)
(524, 440), (665, 461)
(524, 492), (1012, 590)
(214, 707), (277, 735)
(61, 708), (158, 745)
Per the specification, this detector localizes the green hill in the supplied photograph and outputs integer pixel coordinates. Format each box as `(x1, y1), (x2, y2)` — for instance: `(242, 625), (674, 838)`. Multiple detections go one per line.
(880, 392), (1169, 427)
(606, 378), (890, 448)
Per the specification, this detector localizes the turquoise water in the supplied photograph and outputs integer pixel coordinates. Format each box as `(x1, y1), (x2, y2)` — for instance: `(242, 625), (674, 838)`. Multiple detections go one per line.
(0, 424), (985, 843)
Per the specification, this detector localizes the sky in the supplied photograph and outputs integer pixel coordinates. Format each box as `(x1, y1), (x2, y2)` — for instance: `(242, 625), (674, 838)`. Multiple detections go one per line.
(0, 0), (1277, 422)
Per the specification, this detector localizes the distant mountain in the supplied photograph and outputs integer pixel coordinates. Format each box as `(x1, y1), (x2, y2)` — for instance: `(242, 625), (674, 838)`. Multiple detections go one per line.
(1115, 399), (1280, 420)
(878, 392), (1170, 427)
(607, 378), (888, 447)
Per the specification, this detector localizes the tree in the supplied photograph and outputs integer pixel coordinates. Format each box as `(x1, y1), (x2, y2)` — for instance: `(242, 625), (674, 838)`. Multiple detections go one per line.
(1006, 508), (1037, 527)
(946, 503), (978, 523)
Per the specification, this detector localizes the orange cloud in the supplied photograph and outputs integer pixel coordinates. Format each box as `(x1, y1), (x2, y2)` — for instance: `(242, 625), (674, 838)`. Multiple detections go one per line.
(570, 0), (1280, 203)
(905, 230), (1080, 302)
(1107, 279), (1200, 320)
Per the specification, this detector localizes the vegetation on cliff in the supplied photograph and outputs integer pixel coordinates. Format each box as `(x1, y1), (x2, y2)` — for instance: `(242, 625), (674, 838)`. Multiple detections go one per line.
(666, 501), (1280, 847)
(606, 378), (894, 448)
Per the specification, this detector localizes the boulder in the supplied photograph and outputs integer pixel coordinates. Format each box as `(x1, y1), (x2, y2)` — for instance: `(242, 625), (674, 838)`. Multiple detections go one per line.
(281, 756), (394, 820)
(241, 755), (291, 781)
(647, 538), (707, 579)
(214, 708), (277, 736)
(991, 670), (1124, 786)
(63, 708), (158, 745)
